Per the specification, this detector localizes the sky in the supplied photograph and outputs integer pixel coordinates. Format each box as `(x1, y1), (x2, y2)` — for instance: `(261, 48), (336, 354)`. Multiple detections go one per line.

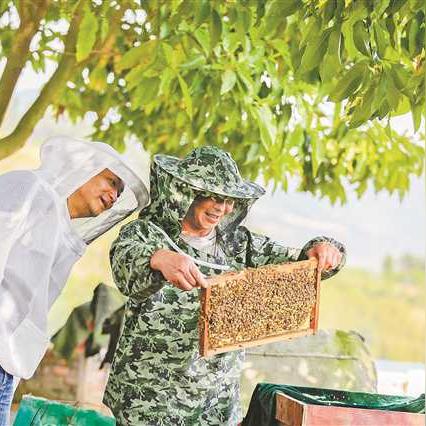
(246, 175), (424, 270)
(0, 59), (424, 271)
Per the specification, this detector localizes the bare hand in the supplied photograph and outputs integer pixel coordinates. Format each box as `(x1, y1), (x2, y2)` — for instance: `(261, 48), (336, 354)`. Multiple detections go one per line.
(150, 249), (208, 291)
(307, 243), (342, 272)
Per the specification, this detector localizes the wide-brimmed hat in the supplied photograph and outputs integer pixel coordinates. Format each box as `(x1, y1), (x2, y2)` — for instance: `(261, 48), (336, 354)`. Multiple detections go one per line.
(154, 146), (265, 199)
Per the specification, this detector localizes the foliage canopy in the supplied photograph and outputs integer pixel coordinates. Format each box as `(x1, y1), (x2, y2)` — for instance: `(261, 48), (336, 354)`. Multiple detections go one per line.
(0, 0), (424, 202)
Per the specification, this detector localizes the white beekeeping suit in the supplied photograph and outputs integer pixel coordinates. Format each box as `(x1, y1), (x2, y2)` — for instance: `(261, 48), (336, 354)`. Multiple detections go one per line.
(0, 136), (149, 379)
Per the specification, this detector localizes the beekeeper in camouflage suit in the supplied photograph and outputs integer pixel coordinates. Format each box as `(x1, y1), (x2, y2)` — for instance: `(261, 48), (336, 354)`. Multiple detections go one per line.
(104, 146), (346, 425)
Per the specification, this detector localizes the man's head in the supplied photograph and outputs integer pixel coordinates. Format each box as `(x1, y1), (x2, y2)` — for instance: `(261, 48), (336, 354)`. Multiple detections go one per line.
(181, 195), (235, 237)
(67, 168), (124, 219)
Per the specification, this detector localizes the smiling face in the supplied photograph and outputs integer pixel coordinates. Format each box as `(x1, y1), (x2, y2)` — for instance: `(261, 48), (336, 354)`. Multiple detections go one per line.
(67, 168), (124, 219)
(181, 195), (235, 237)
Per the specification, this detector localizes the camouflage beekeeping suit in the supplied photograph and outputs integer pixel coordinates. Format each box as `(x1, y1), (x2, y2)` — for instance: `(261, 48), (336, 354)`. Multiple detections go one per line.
(104, 146), (346, 426)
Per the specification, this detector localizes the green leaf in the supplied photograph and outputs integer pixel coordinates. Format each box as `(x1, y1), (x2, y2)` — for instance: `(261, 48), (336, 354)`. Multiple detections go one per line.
(131, 77), (160, 110)
(177, 74), (193, 118)
(299, 28), (332, 74)
(262, 0), (300, 38)
(125, 65), (146, 90)
(319, 28), (342, 82)
(385, 16), (397, 48)
(286, 125), (304, 150)
(341, 23), (359, 58)
(209, 10), (222, 49)
(162, 42), (174, 67)
(236, 8), (251, 49)
(375, 0), (392, 16)
(329, 63), (367, 102)
(88, 67), (107, 92)
(385, 71), (401, 110)
(411, 101), (422, 132)
(253, 105), (277, 149)
(271, 0), (301, 18)
(194, 27), (210, 56)
(310, 135), (323, 176)
(391, 95), (411, 116)
(236, 63), (255, 94)
(301, 17), (322, 47)
(373, 22), (388, 58)
(353, 21), (370, 56)
(386, 0), (407, 14)
(159, 68), (176, 96)
(323, 0), (336, 22)
(76, 6), (98, 62)
(355, 180), (368, 198)
(282, 104), (292, 124)
(194, 0), (211, 27)
(372, 74), (387, 112)
(244, 143), (260, 164)
(180, 54), (206, 70)
(100, 18), (109, 41)
(376, 100), (390, 119)
(408, 18), (420, 57)
(117, 40), (158, 72)
(347, 1), (369, 24)
(223, 30), (241, 53)
(349, 87), (375, 128)
(389, 64), (412, 98)
(220, 69), (237, 95)
(238, 8), (251, 33)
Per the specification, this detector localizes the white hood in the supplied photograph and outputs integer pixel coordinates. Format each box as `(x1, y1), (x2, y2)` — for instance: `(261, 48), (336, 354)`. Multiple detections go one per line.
(36, 136), (149, 243)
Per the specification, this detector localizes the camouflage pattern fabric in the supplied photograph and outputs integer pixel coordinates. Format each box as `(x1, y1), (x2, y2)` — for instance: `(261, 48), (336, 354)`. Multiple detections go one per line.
(103, 146), (346, 426)
(153, 146), (265, 199)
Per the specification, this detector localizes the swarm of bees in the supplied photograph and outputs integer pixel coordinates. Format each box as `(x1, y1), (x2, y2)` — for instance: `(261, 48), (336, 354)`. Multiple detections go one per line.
(200, 261), (318, 351)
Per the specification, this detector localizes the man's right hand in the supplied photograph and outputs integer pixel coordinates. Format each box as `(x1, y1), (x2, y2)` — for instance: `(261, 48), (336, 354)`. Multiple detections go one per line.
(150, 249), (209, 291)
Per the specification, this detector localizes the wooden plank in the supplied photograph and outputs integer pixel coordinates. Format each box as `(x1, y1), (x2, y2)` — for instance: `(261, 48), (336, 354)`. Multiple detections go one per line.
(303, 404), (425, 426)
(206, 259), (318, 288)
(203, 329), (313, 357)
(199, 286), (211, 357)
(275, 393), (305, 426)
(310, 268), (321, 332)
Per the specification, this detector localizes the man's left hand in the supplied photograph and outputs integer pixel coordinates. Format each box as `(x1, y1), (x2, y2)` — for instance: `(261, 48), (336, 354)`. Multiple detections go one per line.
(307, 243), (342, 272)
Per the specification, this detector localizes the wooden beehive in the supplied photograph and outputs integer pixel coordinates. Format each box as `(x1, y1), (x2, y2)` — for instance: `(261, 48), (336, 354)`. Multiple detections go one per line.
(199, 258), (321, 357)
(275, 392), (425, 426)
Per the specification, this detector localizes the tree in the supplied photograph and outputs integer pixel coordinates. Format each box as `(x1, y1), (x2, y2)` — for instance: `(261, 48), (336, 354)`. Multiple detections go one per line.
(0, 0), (424, 202)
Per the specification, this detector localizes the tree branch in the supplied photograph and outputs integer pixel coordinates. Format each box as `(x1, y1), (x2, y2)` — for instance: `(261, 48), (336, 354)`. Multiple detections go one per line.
(0, 0), (87, 160)
(0, 0), (50, 125)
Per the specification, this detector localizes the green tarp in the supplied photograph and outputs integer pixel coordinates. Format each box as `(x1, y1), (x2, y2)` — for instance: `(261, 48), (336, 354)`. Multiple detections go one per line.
(242, 383), (425, 426)
(14, 396), (115, 426)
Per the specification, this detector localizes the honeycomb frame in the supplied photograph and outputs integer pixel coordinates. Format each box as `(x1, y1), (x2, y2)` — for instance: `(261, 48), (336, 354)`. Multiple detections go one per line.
(199, 259), (321, 357)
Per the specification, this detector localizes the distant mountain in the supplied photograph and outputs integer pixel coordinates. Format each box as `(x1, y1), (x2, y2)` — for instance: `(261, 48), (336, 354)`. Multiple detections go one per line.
(246, 177), (425, 270)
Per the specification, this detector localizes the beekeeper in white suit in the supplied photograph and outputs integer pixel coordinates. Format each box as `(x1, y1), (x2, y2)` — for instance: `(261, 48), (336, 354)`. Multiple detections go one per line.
(0, 136), (149, 425)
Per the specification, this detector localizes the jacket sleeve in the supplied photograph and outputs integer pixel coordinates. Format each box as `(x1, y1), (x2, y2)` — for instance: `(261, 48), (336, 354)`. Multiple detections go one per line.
(109, 220), (169, 300)
(241, 226), (346, 280)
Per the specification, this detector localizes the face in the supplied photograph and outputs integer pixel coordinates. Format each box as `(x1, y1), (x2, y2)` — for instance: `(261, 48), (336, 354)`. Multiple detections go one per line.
(182, 195), (235, 236)
(67, 169), (124, 219)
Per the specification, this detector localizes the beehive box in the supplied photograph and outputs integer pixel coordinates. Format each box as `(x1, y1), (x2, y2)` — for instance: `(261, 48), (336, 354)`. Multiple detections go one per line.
(275, 390), (425, 426)
(199, 259), (321, 357)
